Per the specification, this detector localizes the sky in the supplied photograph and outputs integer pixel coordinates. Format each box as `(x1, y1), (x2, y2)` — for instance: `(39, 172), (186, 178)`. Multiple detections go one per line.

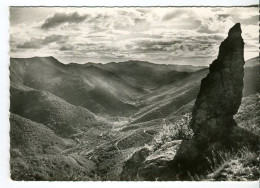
(9, 7), (259, 66)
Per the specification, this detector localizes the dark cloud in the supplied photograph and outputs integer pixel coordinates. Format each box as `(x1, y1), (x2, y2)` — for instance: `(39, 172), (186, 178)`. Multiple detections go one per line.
(88, 13), (108, 23)
(128, 36), (218, 58)
(60, 44), (74, 51)
(17, 40), (41, 49)
(196, 35), (224, 41)
(133, 39), (183, 53)
(209, 35), (225, 41)
(197, 27), (215, 34)
(162, 10), (184, 21)
(162, 10), (194, 21)
(41, 12), (88, 29)
(17, 35), (68, 49)
(217, 14), (231, 19)
(134, 18), (147, 24)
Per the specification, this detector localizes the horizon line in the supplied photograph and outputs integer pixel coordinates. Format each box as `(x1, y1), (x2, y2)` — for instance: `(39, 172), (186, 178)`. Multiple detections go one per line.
(9, 55), (259, 67)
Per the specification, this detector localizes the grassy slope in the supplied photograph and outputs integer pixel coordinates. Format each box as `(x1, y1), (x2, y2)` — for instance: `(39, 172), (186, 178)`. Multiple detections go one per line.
(10, 114), (97, 181)
(10, 57), (141, 116)
(10, 114), (96, 181)
(131, 69), (209, 123)
(234, 94), (260, 135)
(10, 82), (111, 138)
(10, 113), (72, 156)
(204, 93), (260, 181)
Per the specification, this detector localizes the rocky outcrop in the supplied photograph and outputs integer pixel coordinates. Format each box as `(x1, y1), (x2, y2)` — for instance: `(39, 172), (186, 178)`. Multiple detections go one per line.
(120, 141), (183, 180)
(120, 147), (151, 180)
(120, 23), (248, 181)
(190, 23), (245, 147)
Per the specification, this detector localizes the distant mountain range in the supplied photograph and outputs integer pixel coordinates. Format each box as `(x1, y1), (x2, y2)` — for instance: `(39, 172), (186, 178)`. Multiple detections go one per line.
(10, 56), (258, 118)
(10, 57), (205, 116)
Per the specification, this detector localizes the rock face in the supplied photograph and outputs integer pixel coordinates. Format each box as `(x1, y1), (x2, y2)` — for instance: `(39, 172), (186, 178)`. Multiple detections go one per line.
(120, 147), (151, 180)
(190, 23), (245, 147)
(120, 141), (183, 180)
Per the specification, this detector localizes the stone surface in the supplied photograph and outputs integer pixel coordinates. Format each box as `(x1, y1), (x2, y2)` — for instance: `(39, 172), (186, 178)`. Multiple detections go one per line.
(146, 140), (182, 161)
(120, 147), (151, 180)
(120, 141), (183, 180)
(190, 23), (245, 147)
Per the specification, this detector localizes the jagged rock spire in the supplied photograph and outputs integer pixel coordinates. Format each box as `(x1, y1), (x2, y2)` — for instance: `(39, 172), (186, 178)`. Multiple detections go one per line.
(190, 23), (245, 147)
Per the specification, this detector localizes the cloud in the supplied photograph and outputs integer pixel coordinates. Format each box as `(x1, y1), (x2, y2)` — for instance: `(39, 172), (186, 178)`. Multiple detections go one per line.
(213, 7), (258, 26)
(41, 35), (68, 44)
(17, 35), (68, 49)
(196, 34), (225, 41)
(198, 15), (234, 34)
(133, 39), (183, 53)
(60, 44), (74, 51)
(85, 52), (101, 58)
(217, 14), (231, 19)
(239, 15), (259, 25)
(162, 10), (191, 21)
(16, 40), (41, 49)
(84, 9), (152, 32)
(41, 12), (88, 29)
(10, 7), (259, 64)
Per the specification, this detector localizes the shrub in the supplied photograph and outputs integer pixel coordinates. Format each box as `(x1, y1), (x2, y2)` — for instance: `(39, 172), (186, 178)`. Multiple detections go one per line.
(154, 113), (193, 148)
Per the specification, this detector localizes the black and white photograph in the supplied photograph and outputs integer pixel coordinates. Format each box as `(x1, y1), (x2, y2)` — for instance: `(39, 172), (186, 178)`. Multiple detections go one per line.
(7, 5), (259, 182)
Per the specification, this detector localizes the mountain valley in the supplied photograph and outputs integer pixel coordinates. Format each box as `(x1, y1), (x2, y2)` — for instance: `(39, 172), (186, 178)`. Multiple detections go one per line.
(10, 56), (259, 180)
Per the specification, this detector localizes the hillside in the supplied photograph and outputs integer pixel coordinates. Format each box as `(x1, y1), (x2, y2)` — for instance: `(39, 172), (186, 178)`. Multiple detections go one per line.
(9, 55), (259, 181)
(10, 57), (142, 116)
(243, 67), (259, 96)
(131, 68), (209, 123)
(10, 82), (111, 139)
(10, 113), (72, 156)
(10, 114), (97, 181)
(245, 56), (259, 67)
